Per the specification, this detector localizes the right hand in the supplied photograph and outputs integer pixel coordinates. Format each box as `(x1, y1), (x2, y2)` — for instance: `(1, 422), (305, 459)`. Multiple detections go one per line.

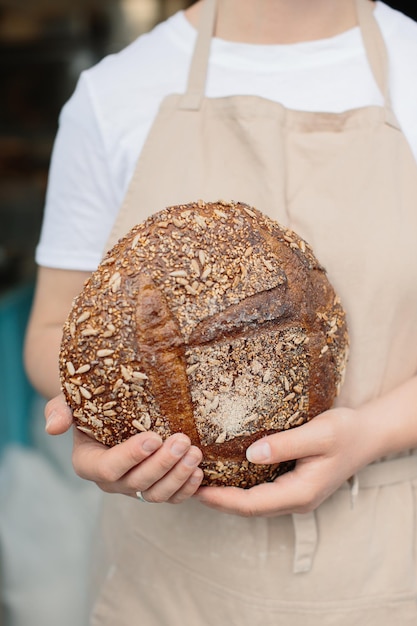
(44, 394), (204, 503)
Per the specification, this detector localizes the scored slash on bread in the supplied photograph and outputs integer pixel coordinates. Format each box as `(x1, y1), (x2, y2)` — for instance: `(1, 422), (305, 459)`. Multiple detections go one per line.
(59, 200), (349, 488)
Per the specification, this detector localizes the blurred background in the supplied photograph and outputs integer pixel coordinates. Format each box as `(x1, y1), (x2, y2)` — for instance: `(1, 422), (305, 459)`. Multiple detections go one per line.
(0, 0), (416, 625)
(0, 0), (192, 298)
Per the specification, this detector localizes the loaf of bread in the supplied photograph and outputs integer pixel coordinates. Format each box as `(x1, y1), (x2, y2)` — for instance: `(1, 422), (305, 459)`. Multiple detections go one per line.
(59, 200), (349, 488)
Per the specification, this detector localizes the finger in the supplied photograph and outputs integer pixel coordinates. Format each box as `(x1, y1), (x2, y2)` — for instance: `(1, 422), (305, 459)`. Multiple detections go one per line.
(126, 434), (193, 492)
(142, 446), (203, 503)
(246, 413), (333, 465)
(168, 468), (204, 504)
(196, 466), (316, 517)
(72, 427), (163, 483)
(196, 483), (271, 516)
(45, 394), (73, 434)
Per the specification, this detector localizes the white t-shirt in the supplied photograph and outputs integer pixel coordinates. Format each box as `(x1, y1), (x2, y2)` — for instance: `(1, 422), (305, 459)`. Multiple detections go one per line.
(36, 2), (417, 272)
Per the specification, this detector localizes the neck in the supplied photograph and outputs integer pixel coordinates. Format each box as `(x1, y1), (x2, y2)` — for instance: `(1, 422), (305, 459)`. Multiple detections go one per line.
(186, 0), (359, 45)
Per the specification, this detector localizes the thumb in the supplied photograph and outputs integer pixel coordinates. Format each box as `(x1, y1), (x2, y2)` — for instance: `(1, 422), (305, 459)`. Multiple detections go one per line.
(246, 415), (329, 464)
(45, 393), (73, 435)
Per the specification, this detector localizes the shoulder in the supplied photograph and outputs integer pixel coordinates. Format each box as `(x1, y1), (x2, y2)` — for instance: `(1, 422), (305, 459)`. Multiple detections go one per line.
(57, 10), (195, 169)
(374, 2), (417, 69)
(71, 12), (193, 120)
(37, 13), (195, 273)
(374, 1), (417, 41)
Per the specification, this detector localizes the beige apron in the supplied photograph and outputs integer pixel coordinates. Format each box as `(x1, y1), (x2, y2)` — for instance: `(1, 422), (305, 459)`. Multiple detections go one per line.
(90, 0), (417, 623)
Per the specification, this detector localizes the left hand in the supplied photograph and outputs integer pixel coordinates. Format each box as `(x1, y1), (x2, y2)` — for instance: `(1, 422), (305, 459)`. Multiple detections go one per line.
(45, 394), (204, 504)
(195, 407), (377, 517)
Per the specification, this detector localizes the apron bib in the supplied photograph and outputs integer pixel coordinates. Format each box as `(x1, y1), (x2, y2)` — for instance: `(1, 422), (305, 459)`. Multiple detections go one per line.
(91, 1), (417, 623)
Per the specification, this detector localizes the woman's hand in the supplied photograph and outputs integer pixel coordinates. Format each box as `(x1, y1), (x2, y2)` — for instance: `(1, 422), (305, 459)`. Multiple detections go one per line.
(195, 406), (377, 517)
(45, 375), (417, 514)
(44, 395), (204, 503)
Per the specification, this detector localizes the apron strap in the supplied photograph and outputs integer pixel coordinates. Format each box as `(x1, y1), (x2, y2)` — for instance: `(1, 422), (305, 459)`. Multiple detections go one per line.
(181, 0), (398, 125)
(356, 0), (388, 100)
(356, 0), (398, 127)
(292, 511), (318, 574)
(180, 0), (217, 110)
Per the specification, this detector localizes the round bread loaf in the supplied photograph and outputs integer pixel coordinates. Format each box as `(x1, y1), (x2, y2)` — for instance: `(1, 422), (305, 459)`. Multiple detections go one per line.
(59, 200), (349, 488)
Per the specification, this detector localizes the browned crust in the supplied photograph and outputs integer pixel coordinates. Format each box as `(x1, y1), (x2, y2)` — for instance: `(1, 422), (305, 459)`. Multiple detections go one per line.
(135, 273), (201, 444)
(59, 200), (349, 488)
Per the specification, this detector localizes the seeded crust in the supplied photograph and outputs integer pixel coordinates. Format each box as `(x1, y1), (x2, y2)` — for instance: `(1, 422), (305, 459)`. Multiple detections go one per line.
(59, 200), (349, 488)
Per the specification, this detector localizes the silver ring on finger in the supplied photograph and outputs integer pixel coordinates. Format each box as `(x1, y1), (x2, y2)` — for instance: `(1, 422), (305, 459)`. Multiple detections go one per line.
(136, 490), (148, 503)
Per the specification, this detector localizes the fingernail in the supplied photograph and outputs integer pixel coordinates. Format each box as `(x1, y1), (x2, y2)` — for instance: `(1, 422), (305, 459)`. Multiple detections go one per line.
(171, 437), (189, 456)
(142, 437), (161, 453)
(246, 440), (271, 463)
(183, 451), (200, 468)
(189, 469), (203, 485)
(45, 410), (57, 433)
